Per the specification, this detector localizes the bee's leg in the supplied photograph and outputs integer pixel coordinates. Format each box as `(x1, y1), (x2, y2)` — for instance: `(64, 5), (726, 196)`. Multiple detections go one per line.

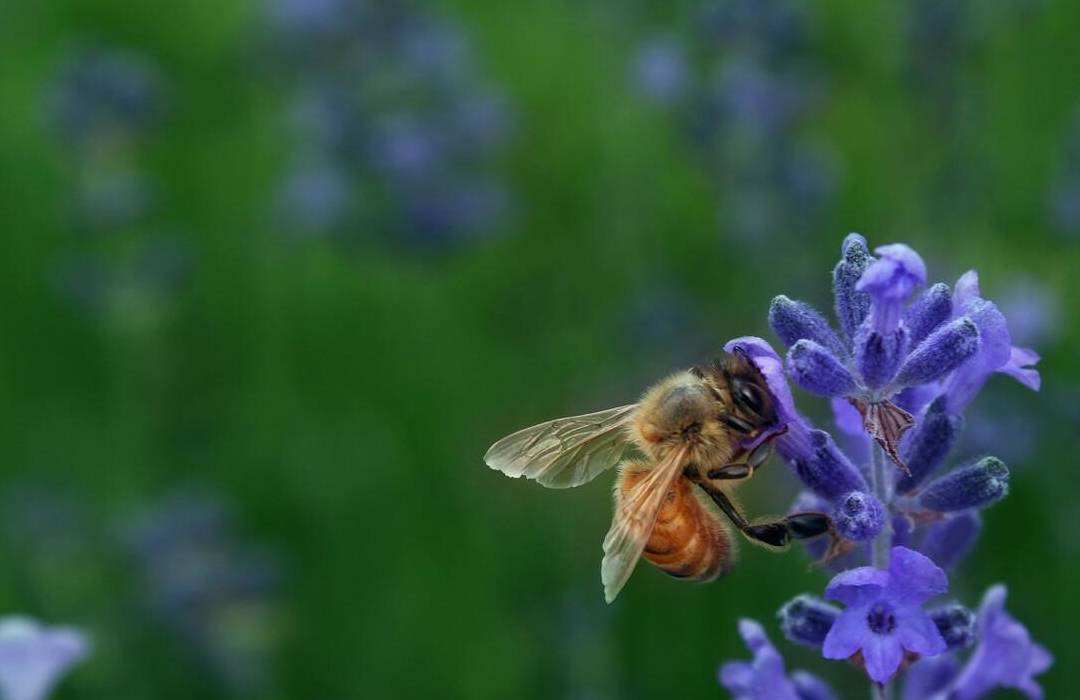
(691, 479), (837, 551)
(704, 440), (774, 481)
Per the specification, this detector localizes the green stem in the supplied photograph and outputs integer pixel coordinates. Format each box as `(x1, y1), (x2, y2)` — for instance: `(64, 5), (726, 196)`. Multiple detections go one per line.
(869, 442), (894, 699)
(869, 442), (892, 570)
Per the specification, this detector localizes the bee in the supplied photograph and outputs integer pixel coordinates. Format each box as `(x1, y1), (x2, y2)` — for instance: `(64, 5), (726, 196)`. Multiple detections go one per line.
(484, 349), (836, 603)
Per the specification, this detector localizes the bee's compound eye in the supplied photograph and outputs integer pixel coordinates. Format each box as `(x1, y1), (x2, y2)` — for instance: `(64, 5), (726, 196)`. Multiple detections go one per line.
(738, 383), (764, 415)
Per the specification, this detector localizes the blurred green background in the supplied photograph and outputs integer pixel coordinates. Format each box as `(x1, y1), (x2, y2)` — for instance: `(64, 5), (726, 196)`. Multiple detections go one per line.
(1, 0), (1078, 697)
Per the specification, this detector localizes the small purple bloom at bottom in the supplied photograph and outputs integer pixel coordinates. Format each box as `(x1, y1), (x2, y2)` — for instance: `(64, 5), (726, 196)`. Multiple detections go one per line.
(719, 619), (837, 700)
(0, 617), (90, 700)
(822, 546), (947, 683)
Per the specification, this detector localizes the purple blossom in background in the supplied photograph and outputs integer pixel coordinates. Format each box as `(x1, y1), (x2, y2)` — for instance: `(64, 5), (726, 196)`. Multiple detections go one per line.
(266, 0), (515, 253)
(719, 619), (837, 700)
(123, 491), (283, 694)
(631, 0), (837, 242)
(0, 617), (90, 700)
(44, 46), (192, 330)
(718, 234), (1048, 698)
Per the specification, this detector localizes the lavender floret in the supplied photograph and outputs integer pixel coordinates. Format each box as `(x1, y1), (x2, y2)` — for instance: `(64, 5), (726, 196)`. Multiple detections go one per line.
(919, 457), (1009, 512)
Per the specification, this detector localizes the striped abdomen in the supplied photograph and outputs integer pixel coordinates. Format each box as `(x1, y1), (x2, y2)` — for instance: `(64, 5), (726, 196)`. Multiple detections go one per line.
(618, 464), (735, 582)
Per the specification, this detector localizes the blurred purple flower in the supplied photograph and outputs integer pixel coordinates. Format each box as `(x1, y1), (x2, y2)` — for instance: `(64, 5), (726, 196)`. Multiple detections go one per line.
(947, 585), (1052, 700)
(0, 617), (90, 700)
(822, 547), (947, 683)
(47, 47), (164, 147)
(268, 0), (514, 252)
(632, 38), (688, 105)
(719, 619), (837, 700)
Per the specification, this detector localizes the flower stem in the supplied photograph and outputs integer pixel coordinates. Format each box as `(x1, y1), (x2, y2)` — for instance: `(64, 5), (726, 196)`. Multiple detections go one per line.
(869, 442), (891, 570)
(869, 442), (894, 700)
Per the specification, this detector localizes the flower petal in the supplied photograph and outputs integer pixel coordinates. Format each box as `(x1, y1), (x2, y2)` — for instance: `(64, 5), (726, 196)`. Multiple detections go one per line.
(821, 608), (867, 660)
(1000, 346), (1041, 391)
(862, 633), (906, 683)
(886, 547), (948, 605)
(824, 568), (889, 607)
(895, 607), (947, 656)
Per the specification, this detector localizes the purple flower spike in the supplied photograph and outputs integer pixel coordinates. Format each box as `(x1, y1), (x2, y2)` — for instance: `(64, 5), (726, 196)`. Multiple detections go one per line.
(897, 396), (962, 494)
(919, 457), (1009, 512)
(787, 340), (857, 397)
(854, 324), (907, 390)
(929, 604), (976, 650)
(794, 430), (868, 500)
(856, 243), (927, 333)
(904, 282), (952, 347)
(948, 585), (1052, 700)
(919, 510), (981, 571)
(0, 617), (90, 700)
(769, 295), (848, 358)
(718, 619), (803, 700)
(822, 546), (947, 684)
(833, 233), (874, 342)
(779, 595), (841, 648)
(894, 316), (980, 387)
(832, 491), (886, 541)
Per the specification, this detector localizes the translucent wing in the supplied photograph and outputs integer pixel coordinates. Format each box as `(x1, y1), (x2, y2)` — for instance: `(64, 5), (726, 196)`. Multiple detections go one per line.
(601, 446), (691, 604)
(484, 405), (638, 489)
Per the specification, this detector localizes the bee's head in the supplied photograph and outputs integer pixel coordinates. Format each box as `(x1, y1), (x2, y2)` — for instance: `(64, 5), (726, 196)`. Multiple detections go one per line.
(718, 348), (780, 431)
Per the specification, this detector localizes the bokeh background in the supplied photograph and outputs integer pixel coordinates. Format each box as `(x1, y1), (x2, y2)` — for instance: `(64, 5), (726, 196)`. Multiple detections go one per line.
(1, 0), (1078, 697)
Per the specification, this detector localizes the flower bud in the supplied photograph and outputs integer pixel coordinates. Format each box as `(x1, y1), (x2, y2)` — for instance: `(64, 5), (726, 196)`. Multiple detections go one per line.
(920, 510), (981, 570)
(769, 295), (847, 358)
(831, 490), (885, 541)
(793, 430), (868, 499)
(779, 595), (840, 648)
(854, 324), (907, 390)
(895, 316), (980, 387)
(919, 458), (1009, 512)
(904, 282), (952, 347)
(896, 396), (962, 494)
(832, 233), (873, 342)
(929, 604), (976, 650)
(787, 340), (857, 397)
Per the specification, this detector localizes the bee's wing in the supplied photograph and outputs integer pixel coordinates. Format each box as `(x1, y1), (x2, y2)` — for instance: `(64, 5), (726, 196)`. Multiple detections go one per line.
(601, 445), (691, 604)
(484, 405), (638, 489)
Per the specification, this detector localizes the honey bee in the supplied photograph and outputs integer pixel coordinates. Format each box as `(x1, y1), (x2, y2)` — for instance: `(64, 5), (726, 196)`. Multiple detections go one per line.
(484, 349), (835, 603)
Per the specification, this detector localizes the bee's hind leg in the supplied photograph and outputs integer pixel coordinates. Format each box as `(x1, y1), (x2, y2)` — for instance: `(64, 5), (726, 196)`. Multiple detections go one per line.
(690, 478), (840, 552)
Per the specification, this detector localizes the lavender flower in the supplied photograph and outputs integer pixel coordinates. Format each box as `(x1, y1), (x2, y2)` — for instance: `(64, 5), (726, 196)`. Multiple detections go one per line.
(123, 491), (282, 693)
(901, 585), (1052, 699)
(0, 617), (90, 700)
(631, 0), (836, 241)
(719, 619), (837, 700)
(267, 1), (514, 253)
(951, 585), (1053, 699)
(716, 233), (1047, 698)
(821, 547), (947, 683)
